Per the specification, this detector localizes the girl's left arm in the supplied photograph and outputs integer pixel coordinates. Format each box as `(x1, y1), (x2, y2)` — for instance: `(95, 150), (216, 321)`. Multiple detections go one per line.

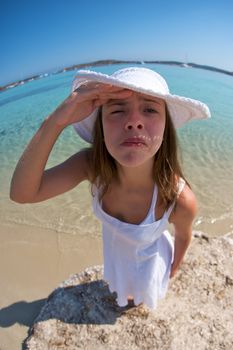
(169, 185), (197, 278)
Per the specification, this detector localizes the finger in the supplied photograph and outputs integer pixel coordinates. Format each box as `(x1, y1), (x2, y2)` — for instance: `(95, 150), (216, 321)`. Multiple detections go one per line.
(93, 99), (103, 108)
(74, 82), (109, 93)
(93, 89), (133, 105)
(95, 89), (134, 105)
(75, 82), (132, 94)
(71, 85), (133, 108)
(99, 85), (133, 93)
(99, 89), (133, 100)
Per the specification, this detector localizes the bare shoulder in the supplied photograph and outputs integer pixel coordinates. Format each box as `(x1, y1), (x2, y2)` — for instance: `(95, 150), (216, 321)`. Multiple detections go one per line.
(177, 184), (197, 218)
(170, 184), (197, 225)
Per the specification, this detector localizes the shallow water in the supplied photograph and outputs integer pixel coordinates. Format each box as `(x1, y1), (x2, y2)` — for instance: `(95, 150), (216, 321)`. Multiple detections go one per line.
(1, 64), (233, 238)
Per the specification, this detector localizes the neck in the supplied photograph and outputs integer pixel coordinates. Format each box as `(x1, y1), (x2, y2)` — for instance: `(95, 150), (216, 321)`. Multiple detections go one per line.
(116, 160), (154, 191)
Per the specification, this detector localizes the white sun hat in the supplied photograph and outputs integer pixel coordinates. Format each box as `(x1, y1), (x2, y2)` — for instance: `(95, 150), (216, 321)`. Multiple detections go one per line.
(71, 67), (211, 143)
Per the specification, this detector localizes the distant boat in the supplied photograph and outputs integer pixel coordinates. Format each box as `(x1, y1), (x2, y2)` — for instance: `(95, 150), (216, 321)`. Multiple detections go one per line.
(141, 61), (145, 65)
(39, 73), (49, 78)
(181, 63), (189, 68)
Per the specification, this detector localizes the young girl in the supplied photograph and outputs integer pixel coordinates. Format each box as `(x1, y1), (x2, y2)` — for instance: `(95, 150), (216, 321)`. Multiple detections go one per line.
(10, 67), (210, 309)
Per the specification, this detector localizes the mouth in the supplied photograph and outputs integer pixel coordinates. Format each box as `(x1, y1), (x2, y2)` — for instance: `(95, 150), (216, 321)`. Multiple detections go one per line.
(121, 136), (149, 147)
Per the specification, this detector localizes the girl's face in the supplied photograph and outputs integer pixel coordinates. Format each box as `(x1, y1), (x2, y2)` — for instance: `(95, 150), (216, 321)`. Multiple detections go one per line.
(102, 92), (166, 168)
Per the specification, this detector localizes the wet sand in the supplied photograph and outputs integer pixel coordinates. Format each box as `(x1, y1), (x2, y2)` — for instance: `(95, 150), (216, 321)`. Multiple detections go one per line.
(0, 222), (102, 350)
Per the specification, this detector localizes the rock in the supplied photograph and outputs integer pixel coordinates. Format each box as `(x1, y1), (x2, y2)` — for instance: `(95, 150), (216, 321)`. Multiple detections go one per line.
(24, 236), (233, 350)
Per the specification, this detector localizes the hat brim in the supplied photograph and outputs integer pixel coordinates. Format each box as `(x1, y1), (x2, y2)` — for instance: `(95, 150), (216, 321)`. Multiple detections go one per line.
(71, 70), (211, 143)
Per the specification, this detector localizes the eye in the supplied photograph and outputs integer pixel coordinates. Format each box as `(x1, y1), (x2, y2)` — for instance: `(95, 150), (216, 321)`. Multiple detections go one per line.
(111, 110), (124, 114)
(144, 108), (158, 114)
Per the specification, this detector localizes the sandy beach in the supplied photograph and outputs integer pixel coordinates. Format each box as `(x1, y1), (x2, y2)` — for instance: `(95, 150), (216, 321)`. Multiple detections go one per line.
(0, 221), (103, 350)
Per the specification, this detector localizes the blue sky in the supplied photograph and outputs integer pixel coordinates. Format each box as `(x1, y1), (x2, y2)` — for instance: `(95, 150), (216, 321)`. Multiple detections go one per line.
(1, 0), (233, 86)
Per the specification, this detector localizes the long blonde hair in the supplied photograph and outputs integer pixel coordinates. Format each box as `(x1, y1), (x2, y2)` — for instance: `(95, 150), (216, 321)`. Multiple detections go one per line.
(87, 104), (188, 209)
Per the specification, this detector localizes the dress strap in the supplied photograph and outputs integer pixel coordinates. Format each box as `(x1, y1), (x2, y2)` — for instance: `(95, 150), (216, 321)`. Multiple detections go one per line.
(140, 184), (158, 223)
(91, 183), (98, 198)
(149, 184), (158, 220)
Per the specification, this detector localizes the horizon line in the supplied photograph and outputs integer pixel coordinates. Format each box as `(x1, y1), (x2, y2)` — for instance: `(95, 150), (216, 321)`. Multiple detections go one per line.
(1, 59), (233, 91)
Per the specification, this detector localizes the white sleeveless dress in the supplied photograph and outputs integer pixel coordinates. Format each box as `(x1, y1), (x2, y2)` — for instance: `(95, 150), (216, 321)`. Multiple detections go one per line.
(92, 178), (185, 309)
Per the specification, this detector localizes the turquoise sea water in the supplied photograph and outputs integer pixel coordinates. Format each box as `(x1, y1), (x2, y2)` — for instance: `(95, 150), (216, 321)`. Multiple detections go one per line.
(1, 64), (233, 237)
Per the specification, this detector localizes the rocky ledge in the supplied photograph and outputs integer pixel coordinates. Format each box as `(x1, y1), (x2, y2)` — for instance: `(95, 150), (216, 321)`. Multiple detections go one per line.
(24, 234), (233, 350)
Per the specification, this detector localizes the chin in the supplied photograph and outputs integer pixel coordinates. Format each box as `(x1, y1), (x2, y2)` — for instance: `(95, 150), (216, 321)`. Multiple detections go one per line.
(115, 154), (153, 169)
(106, 145), (158, 169)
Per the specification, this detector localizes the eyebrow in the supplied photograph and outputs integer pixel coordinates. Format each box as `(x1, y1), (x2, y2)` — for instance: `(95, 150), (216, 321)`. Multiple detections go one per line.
(141, 97), (162, 105)
(105, 97), (162, 107)
(105, 100), (127, 107)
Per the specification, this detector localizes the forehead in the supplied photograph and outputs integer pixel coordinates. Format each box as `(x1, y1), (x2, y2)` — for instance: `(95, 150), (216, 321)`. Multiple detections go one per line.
(104, 92), (165, 107)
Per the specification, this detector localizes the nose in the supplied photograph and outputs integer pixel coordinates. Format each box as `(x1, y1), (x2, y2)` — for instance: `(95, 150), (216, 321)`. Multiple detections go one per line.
(125, 111), (144, 130)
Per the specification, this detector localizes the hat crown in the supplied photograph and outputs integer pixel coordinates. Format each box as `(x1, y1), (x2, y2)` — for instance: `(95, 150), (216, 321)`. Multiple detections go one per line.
(111, 67), (169, 95)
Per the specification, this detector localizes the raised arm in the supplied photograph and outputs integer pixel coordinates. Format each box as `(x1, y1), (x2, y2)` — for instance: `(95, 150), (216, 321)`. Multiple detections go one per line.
(9, 115), (89, 203)
(10, 82), (132, 203)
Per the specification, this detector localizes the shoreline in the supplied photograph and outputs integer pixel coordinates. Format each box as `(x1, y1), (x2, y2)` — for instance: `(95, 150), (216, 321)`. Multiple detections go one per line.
(1, 59), (233, 92)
